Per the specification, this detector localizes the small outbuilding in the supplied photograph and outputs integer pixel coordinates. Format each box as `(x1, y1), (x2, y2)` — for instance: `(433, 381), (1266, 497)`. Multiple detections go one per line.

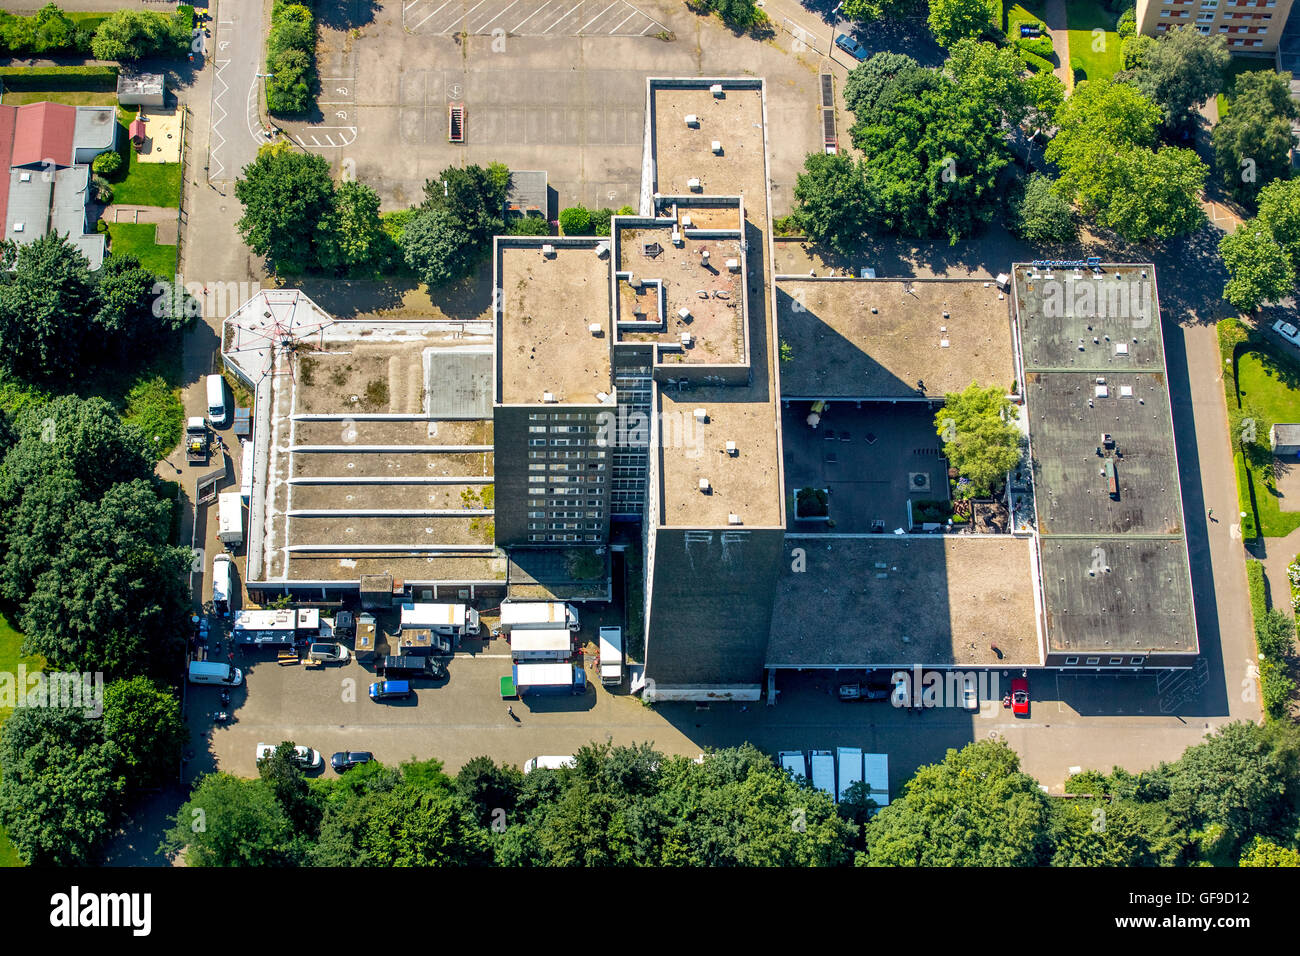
(1272, 423), (1300, 456)
(118, 72), (166, 107)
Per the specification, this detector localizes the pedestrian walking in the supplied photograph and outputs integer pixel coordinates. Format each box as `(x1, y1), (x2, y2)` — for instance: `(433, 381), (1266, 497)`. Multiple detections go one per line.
(506, 705), (514, 718)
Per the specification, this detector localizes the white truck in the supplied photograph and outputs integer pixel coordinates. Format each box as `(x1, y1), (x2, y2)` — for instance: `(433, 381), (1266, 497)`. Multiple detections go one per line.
(217, 492), (243, 549)
(779, 751), (808, 783)
(524, 755), (576, 774)
(399, 602), (480, 637)
(863, 753), (890, 812)
(598, 626), (623, 686)
(836, 747), (863, 803)
(810, 750), (836, 802)
(211, 553), (234, 617)
(509, 628), (573, 662)
(498, 601), (579, 633)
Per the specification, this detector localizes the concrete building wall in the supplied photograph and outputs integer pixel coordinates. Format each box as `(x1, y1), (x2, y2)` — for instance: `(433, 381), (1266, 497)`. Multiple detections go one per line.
(1137, 0), (1292, 53)
(642, 524), (784, 689)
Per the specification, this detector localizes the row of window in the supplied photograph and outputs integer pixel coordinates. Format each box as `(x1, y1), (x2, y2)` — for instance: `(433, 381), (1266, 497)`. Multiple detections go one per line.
(529, 498), (603, 508)
(527, 413), (595, 422)
(528, 522), (604, 531)
(529, 475), (606, 485)
(1063, 656), (1146, 665)
(528, 510), (604, 519)
(528, 533), (602, 542)
(526, 424), (592, 434)
(527, 462), (607, 472)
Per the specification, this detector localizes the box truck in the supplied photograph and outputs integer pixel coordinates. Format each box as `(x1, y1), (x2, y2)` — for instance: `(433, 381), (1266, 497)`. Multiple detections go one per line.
(211, 553), (234, 617)
(399, 602), (480, 637)
(863, 753), (890, 812)
(810, 750), (836, 801)
(512, 662), (586, 696)
(598, 626), (623, 686)
(509, 628), (573, 662)
(217, 492), (243, 548)
(188, 660), (243, 686)
(524, 755), (576, 773)
(779, 751), (808, 783)
(836, 747), (863, 803)
(499, 601), (579, 633)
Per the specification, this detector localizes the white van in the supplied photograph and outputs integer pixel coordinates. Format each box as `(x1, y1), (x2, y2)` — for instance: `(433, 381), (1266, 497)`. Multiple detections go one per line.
(523, 755), (575, 774)
(206, 374), (229, 428)
(211, 553), (234, 617)
(188, 660), (242, 686)
(598, 626), (623, 686)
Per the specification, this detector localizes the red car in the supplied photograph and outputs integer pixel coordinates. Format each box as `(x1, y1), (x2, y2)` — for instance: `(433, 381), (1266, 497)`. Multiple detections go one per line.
(1011, 678), (1030, 717)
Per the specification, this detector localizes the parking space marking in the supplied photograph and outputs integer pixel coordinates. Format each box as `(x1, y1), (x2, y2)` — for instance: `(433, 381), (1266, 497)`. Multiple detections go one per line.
(580, 1), (618, 30)
(608, 9), (638, 32)
(411, 0), (457, 32)
(544, 1), (584, 31)
(511, 1), (554, 30)
(476, 0), (521, 30)
(405, 0), (668, 35)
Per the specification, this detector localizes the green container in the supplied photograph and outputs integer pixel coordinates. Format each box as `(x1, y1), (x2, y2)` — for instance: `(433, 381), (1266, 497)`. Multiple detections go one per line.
(500, 675), (517, 698)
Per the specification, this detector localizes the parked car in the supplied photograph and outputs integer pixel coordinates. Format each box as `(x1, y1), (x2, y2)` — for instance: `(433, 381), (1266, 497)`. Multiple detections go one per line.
(369, 679), (412, 702)
(1011, 677), (1030, 717)
(308, 642), (350, 664)
(256, 743), (323, 770)
(1274, 320), (1300, 347)
(834, 33), (868, 61)
(960, 673), (979, 711)
(331, 751), (374, 773)
(838, 678), (890, 701)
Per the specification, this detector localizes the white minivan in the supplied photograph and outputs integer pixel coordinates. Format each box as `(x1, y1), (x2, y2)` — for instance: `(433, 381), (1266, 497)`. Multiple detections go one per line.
(188, 660), (243, 686)
(206, 374), (229, 427)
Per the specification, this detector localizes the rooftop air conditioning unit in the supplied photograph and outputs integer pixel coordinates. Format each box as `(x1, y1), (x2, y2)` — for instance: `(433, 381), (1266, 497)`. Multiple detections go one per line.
(681, 333), (693, 346)
(710, 84), (724, 97)
(678, 307), (691, 320)
(682, 215), (693, 227)
(672, 228), (683, 246)
(687, 178), (702, 192)
(726, 258), (739, 272)
(543, 392), (557, 403)
(725, 440), (737, 456)
(699, 478), (711, 492)
(589, 323), (603, 335)
(712, 141), (722, 154)
(628, 276), (641, 289)
(685, 114), (700, 127)
(1115, 342), (1129, 355)
(1119, 385), (1134, 398)
(700, 250), (710, 264)
(11, 223), (22, 233)
(728, 514), (742, 525)
(595, 241), (610, 259)
(18, 172), (30, 183)
(694, 408), (707, 422)
(541, 244), (556, 257)
(1095, 384), (1109, 398)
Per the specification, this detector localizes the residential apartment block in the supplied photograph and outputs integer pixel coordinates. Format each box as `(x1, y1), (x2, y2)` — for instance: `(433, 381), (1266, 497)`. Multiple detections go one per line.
(1136, 0), (1293, 51)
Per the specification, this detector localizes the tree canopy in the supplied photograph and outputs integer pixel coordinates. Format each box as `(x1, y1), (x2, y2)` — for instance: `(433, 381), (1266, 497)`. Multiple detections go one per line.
(926, 0), (1000, 48)
(1125, 25), (1228, 128)
(791, 153), (873, 254)
(935, 382), (1021, 498)
(1213, 70), (1300, 202)
(235, 142), (337, 273)
(399, 164), (510, 288)
(1219, 222), (1296, 312)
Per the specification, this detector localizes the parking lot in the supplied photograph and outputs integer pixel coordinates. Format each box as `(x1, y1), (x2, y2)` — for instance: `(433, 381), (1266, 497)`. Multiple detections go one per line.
(403, 0), (670, 36)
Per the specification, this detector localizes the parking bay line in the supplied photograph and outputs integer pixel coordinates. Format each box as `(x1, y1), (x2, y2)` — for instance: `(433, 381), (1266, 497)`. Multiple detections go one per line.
(511, 1), (555, 32)
(542, 1), (583, 32)
(461, 0), (492, 27)
(608, 9), (638, 33)
(580, 0), (618, 32)
(410, 0), (457, 32)
(477, 0), (521, 31)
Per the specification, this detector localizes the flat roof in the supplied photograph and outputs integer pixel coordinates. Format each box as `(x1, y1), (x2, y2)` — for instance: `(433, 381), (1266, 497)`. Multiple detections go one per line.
(651, 82), (767, 201)
(496, 239), (612, 405)
(775, 279), (1016, 399)
(767, 536), (1039, 668)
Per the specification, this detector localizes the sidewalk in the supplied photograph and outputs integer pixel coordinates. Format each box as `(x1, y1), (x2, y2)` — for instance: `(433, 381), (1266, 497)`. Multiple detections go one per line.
(1042, 0), (1073, 94)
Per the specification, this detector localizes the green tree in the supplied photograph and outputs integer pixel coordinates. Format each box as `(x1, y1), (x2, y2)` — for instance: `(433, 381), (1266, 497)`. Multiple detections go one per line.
(935, 382), (1022, 498)
(258, 741), (324, 835)
(791, 152), (872, 254)
(559, 205), (593, 235)
(94, 253), (182, 359)
(1213, 70), (1300, 201)
(843, 52), (920, 119)
(947, 39), (1032, 128)
(0, 234), (96, 384)
(926, 0), (1000, 48)
(1257, 178), (1300, 269)
(91, 9), (183, 60)
(862, 740), (1050, 866)
(1010, 172), (1078, 244)
(357, 785), (492, 866)
(164, 773), (299, 866)
(1218, 222), (1295, 313)
(507, 215), (550, 236)
(455, 755), (525, 828)
(1121, 33), (1156, 71)
(265, 47), (314, 115)
(0, 706), (123, 866)
(318, 180), (384, 273)
(400, 205), (481, 288)
(841, 0), (921, 22)
(102, 677), (187, 789)
(1127, 25), (1228, 127)
(235, 142), (337, 273)
(1239, 835), (1300, 866)
(1047, 797), (1186, 866)
(30, 4), (75, 54)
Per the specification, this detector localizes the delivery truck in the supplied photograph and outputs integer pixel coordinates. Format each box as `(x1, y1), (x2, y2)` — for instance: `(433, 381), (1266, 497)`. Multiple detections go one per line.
(188, 660), (243, 686)
(382, 655), (447, 680)
(598, 626), (623, 686)
(499, 601), (579, 633)
(399, 602), (480, 638)
(863, 753), (890, 812)
(836, 747), (863, 803)
(211, 553), (234, 617)
(810, 750), (836, 802)
(512, 662), (586, 696)
(217, 492), (244, 549)
(779, 751), (808, 783)
(509, 628), (572, 662)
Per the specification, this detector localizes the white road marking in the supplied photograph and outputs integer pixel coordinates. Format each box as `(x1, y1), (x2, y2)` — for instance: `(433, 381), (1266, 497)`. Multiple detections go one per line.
(544, 1), (583, 32)
(608, 9), (638, 32)
(512, 1), (554, 31)
(462, 0), (492, 25)
(478, 0), (521, 30)
(411, 0), (457, 31)
(404, 0), (422, 10)
(580, 1), (618, 31)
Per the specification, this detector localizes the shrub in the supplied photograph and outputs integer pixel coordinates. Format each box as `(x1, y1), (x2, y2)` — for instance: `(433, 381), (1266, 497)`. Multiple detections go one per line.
(264, 0), (316, 116)
(507, 215), (549, 236)
(123, 375), (183, 459)
(91, 175), (113, 206)
(1015, 35), (1052, 58)
(1019, 49), (1054, 74)
(1236, 451), (1259, 541)
(559, 205), (592, 235)
(1260, 657), (1296, 720)
(1256, 607), (1296, 661)
(1117, 7), (1136, 37)
(92, 151), (123, 179)
(590, 207), (613, 237)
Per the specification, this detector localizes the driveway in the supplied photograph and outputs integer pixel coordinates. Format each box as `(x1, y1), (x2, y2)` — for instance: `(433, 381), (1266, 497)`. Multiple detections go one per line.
(206, 0), (268, 184)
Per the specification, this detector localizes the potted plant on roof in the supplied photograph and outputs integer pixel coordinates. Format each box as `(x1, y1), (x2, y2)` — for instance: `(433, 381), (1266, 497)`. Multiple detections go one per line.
(795, 486), (830, 521)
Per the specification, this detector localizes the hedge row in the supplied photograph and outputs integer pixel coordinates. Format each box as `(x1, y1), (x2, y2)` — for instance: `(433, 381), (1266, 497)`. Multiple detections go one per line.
(1247, 558), (1267, 622)
(265, 0), (316, 116)
(0, 64), (119, 91)
(1018, 49), (1054, 74)
(0, 7), (98, 58)
(1016, 34), (1052, 58)
(1236, 450), (1260, 541)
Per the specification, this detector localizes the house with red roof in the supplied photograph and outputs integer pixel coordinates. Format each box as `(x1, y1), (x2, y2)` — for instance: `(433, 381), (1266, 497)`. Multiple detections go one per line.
(0, 102), (117, 270)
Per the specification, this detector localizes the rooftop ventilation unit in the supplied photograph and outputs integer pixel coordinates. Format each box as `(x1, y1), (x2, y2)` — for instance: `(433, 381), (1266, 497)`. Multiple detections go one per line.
(542, 392), (557, 403)
(710, 84), (724, 97)
(682, 215), (693, 227)
(1095, 384), (1109, 398)
(628, 276), (641, 289)
(680, 332), (693, 346)
(726, 258), (739, 272)
(671, 228), (683, 246)
(589, 323), (603, 336)
(1119, 385), (1134, 398)
(725, 440), (737, 456)
(18, 172), (30, 183)
(687, 178), (702, 191)
(699, 478), (711, 492)
(541, 244), (556, 257)
(694, 408), (707, 422)
(728, 513), (742, 525)
(595, 241), (610, 259)
(11, 223), (22, 233)
(678, 307), (691, 320)
(685, 114), (700, 127)
(700, 249), (710, 264)
(1115, 342), (1129, 355)
(712, 141), (722, 154)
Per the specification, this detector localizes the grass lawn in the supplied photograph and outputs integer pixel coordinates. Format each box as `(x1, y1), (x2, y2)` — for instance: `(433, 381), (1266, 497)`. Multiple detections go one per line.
(112, 113), (182, 208)
(0, 90), (117, 106)
(1230, 344), (1300, 537)
(1005, 0), (1047, 30)
(0, 610), (41, 868)
(1217, 55), (1276, 117)
(1065, 0), (1124, 83)
(106, 222), (178, 277)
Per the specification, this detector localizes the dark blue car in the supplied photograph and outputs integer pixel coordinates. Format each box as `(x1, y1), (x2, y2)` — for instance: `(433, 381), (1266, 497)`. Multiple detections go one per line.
(369, 679), (411, 701)
(835, 33), (868, 61)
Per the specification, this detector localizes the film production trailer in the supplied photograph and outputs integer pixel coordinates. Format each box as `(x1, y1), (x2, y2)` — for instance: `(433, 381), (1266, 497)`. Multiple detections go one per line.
(810, 750), (836, 801)
(399, 602), (481, 638)
(498, 601), (580, 633)
(598, 626), (623, 686)
(509, 628), (573, 663)
(836, 747), (863, 803)
(512, 662), (587, 696)
(211, 553), (235, 617)
(217, 492), (244, 549)
(779, 751), (808, 784)
(188, 660), (243, 686)
(863, 753), (890, 812)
